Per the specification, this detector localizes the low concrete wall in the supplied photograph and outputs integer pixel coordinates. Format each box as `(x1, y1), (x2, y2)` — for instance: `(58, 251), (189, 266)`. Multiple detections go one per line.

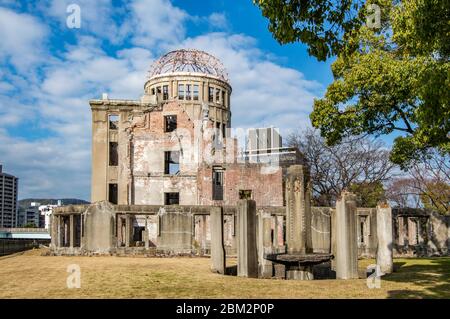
(51, 202), (449, 257)
(0, 239), (45, 256)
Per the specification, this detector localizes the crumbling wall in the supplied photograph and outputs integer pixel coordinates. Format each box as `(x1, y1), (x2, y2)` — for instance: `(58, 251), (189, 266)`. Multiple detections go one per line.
(197, 163), (284, 207)
(132, 101), (199, 205)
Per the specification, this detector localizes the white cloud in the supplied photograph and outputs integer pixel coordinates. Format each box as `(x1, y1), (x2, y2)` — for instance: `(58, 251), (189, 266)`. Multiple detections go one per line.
(0, 7), (48, 71)
(42, 0), (126, 44)
(128, 0), (188, 48)
(208, 12), (228, 30)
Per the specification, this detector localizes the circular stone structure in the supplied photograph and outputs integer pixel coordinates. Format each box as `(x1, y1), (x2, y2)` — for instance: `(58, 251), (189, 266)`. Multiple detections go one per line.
(144, 49), (232, 130)
(266, 253), (334, 280)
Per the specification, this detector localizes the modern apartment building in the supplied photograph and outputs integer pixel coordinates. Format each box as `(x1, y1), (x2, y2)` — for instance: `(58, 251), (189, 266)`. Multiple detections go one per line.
(0, 165), (19, 227)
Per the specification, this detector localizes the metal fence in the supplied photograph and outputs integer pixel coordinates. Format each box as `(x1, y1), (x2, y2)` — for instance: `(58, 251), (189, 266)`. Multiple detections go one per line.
(0, 239), (49, 256)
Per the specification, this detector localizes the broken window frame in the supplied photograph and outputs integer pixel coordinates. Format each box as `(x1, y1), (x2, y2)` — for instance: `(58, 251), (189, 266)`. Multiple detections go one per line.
(215, 88), (220, 104)
(165, 192), (180, 205)
(109, 142), (119, 166)
(164, 115), (177, 132)
(109, 114), (119, 130)
(208, 86), (214, 102)
(162, 85), (169, 100)
(186, 84), (192, 100)
(212, 167), (224, 201)
(164, 151), (180, 175)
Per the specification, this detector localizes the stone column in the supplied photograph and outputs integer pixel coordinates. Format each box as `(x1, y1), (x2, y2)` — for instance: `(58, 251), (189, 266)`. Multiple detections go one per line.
(330, 208), (336, 271)
(125, 214), (131, 248)
(50, 215), (58, 249)
(376, 203), (393, 274)
(237, 199), (258, 278)
(69, 214), (74, 248)
(335, 191), (359, 279)
(210, 207), (226, 274)
(143, 217), (149, 249)
(56, 215), (61, 247)
(258, 211), (273, 278)
(285, 165), (312, 254)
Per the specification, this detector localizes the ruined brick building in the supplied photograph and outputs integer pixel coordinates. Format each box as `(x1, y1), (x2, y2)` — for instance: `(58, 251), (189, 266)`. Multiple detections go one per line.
(50, 49), (449, 261)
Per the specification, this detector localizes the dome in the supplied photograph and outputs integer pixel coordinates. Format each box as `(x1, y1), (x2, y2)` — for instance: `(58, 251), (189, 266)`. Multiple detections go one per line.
(148, 49), (229, 83)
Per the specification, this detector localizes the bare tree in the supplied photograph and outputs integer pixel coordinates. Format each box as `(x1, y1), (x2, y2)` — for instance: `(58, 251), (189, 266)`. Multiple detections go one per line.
(286, 128), (395, 206)
(385, 178), (422, 209)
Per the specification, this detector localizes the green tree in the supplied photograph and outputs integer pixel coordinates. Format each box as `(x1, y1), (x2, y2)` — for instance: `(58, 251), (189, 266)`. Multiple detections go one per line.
(255, 0), (450, 167)
(350, 181), (385, 207)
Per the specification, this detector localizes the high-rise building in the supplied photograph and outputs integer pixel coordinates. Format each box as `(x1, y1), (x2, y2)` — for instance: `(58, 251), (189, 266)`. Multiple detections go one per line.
(0, 165), (19, 228)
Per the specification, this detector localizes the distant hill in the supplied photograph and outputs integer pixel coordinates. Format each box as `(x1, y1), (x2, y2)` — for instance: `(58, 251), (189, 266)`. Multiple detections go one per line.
(18, 198), (90, 210)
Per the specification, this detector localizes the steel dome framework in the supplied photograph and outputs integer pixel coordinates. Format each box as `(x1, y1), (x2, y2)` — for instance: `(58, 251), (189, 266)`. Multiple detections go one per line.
(148, 49), (229, 83)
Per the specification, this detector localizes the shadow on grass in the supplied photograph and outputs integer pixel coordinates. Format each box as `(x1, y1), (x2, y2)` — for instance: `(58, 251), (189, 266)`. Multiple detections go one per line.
(384, 258), (450, 299)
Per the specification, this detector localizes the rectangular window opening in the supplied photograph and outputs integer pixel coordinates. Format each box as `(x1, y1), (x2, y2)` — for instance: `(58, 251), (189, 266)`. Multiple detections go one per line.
(215, 88), (220, 103)
(212, 168), (224, 200)
(165, 192), (179, 205)
(109, 142), (118, 166)
(109, 184), (118, 205)
(186, 84), (192, 100)
(360, 221), (365, 244)
(208, 86), (214, 102)
(164, 151), (180, 175)
(109, 114), (119, 130)
(193, 84), (199, 100)
(162, 85), (169, 100)
(178, 84), (185, 100)
(164, 115), (177, 132)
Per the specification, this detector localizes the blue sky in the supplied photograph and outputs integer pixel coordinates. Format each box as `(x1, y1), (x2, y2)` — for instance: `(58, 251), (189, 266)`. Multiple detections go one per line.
(0, 0), (387, 200)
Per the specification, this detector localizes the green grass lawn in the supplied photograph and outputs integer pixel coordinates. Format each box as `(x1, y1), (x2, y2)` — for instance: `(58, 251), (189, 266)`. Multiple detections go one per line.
(0, 249), (448, 298)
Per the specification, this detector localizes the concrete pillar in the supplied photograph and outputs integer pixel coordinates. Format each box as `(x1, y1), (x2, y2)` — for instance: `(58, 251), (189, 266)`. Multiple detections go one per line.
(144, 217), (149, 249)
(258, 211), (273, 278)
(125, 214), (131, 248)
(210, 207), (226, 274)
(335, 191), (359, 279)
(237, 199), (258, 278)
(330, 208), (336, 271)
(69, 214), (74, 248)
(376, 203), (393, 274)
(285, 165), (312, 254)
(52, 215), (61, 248)
(91, 110), (108, 202)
